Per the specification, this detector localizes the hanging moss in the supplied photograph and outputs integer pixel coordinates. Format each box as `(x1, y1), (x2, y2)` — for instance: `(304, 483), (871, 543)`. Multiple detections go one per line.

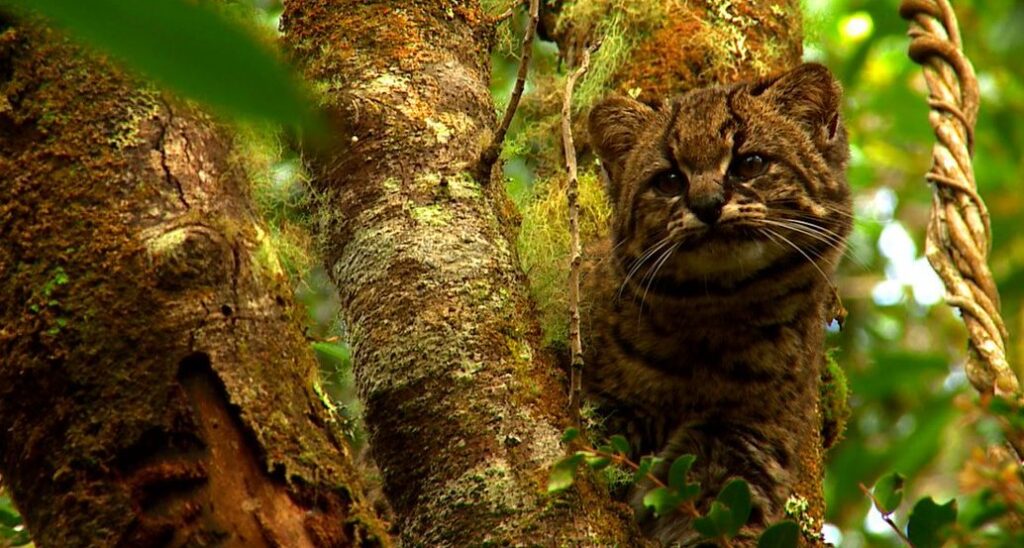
(517, 169), (610, 346)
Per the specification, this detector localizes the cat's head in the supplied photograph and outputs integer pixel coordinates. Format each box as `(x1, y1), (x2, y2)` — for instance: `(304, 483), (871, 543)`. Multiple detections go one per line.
(588, 63), (853, 285)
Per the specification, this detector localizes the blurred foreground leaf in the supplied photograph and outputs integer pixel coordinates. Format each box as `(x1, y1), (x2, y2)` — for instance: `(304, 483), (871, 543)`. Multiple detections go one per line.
(907, 497), (957, 548)
(3, 0), (319, 130)
(757, 521), (799, 548)
(872, 472), (905, 514)
(547, 453), (583, 493)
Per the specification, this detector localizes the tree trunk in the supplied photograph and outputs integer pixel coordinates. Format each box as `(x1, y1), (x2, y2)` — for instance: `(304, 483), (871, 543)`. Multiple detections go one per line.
(0, 20), (386, 547)
(280, 1), (647, 545)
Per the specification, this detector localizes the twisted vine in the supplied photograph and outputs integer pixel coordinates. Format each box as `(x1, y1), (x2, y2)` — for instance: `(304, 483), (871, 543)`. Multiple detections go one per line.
(900, 0), (1024, 460)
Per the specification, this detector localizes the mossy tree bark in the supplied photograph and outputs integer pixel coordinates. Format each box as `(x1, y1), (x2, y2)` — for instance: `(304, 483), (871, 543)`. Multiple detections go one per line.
(0, 21), (386, 547)
(546, 0), (828, 537)
(281, 1), (647, 545)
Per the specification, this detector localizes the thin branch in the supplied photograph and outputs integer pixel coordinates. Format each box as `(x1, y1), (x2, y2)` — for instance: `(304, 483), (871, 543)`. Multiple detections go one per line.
(561, 44), (593, 421)
(492, 3), (517, 24)
(476, 0), (539, 183)
(859, 483), (914, 547)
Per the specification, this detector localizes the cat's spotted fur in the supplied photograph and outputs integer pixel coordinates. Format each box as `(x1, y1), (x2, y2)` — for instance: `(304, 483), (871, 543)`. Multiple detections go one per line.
(583, 63), (852, 544)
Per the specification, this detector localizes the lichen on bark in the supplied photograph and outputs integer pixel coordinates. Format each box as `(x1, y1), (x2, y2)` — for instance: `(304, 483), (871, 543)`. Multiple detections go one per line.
(0, 20), (385, 546)
(282, 0), (646, 545)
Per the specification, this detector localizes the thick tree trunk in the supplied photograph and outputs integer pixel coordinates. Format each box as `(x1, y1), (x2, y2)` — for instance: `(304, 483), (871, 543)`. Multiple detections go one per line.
(0, 21), (386, 547)
(281, 1), (646, 545)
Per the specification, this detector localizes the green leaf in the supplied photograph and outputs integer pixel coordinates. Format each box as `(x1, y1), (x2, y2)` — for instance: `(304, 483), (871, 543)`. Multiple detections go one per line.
(5, 0), (319, 130)
(634, 455), (655, 483)
(668, 454), (696, 491)
(311, 342), (351, 365)
(717, 479), (752, 536)
(757, 521), (800, 548)
(873, 472), (905, 514)
(694, 500), (733, 539)
(584, 455), (612, 470)
(907, 497), (957, 548)
(560, 427), (580, 444)
(547, 453), (584, 494)
(642, 486), (682, 517)
(609, 434), (631, 455)
(0, 506), (21, 528)
(680, 481), (701, 501)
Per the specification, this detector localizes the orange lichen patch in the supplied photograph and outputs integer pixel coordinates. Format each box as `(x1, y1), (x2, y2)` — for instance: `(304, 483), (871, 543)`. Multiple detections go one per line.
(611, 0), (802, 98)
(614, 14), (711, 98)
(283, 1), (488, 90)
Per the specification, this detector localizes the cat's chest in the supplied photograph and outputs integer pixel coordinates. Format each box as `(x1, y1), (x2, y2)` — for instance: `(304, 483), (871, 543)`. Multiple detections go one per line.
(585, 301), (816, 418)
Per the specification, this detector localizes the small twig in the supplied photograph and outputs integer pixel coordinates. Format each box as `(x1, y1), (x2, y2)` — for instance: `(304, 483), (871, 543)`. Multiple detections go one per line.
(476, 0), (539, 183)
(492, 3), (517, 24)
(859, 483), (914, 547)
(562, 44), (593, 421)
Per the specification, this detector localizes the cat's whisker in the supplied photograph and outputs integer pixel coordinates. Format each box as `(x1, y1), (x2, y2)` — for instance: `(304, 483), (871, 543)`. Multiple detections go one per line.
(771, 200), (857, 220)
(761, 219), (845, 251)
(759, 226), (836, 290)
(618, 236), (675, 300)
(761, 218), (870, 270)
(637, 243), (679, 319)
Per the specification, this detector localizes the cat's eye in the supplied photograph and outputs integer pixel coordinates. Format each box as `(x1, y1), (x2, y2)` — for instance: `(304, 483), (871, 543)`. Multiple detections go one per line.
(728, 154), (768, 180)
(652, 170), (686, 196)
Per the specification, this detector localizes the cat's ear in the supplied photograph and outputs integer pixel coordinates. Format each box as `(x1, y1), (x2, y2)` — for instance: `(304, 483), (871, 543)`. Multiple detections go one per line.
(756, 63), (843, 144)
(588, 95), (656, 177)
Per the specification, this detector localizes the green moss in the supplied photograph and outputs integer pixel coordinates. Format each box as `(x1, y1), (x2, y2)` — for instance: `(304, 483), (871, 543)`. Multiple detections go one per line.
(41, 266), (70, 298)
(820, 348), (851, 448)
(411, 204), (452, 226)
(231, 122), (314, 278)
(517, 170), (610, 346)
(558, 0), (674, 109)
(107, 89), (160, 150)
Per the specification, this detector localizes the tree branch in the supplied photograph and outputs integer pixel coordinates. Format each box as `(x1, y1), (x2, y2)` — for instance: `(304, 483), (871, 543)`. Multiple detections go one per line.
(561, 44), (594, 419)
(476, 0), (539, 183)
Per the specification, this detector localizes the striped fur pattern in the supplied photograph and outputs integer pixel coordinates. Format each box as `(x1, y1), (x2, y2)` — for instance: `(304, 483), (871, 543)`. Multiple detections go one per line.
(583, 63), (852, 545)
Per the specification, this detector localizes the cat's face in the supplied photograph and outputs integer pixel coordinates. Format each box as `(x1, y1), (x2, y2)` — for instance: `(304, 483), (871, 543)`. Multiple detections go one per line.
(589, 63), (853, 285)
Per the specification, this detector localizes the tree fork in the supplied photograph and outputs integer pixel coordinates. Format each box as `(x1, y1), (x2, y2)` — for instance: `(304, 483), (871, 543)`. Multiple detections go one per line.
(0, 21), (385, 546)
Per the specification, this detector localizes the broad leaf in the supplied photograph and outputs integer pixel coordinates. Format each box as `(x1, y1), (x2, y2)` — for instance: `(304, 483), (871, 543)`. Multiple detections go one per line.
(609, 434), (631, 455)
(584, 455), (611, 470)
(4, 0), (318, 130)
(907, 497), (957, 548)
(694, 500), (733, 539)
(668, 454), (696, 491)
(560, 427), (580, 444)
(642, 486), (682, 517)
(547, 453), (584, 493)
(311, 342), (350, 366)
(634, 455), (655, 482)
(717, 479), (752, 536)
(758, 521), (800, 548)
(873, 472), (905, 514)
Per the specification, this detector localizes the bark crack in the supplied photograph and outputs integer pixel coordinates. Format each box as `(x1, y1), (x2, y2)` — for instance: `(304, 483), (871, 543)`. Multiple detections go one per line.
(157, 98), (189, 209)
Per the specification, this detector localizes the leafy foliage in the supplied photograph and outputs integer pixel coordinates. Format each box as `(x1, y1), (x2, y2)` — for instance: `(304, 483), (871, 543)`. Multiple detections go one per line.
(2, 0), (318, 130)
(0, 489), (29, 547)
(907, 497), (958, 548)
(548, 429), (799, 546)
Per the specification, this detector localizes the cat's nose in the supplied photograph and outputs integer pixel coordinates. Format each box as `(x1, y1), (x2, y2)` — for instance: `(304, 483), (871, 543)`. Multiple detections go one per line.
(689, 194), (724, 224)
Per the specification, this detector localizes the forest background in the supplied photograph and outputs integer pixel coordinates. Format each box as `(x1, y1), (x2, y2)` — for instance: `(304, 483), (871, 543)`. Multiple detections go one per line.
(1, 0), (1023, 546)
